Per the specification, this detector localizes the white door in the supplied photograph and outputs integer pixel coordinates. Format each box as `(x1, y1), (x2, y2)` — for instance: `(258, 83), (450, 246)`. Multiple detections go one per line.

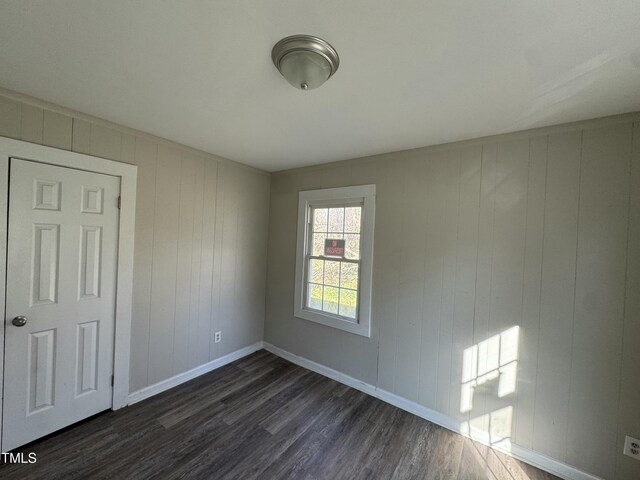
(3, 158), (120, 451)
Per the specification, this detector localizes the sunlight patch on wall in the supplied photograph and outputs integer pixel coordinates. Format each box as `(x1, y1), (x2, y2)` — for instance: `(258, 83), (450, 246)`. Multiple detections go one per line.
(460, 326), (520, 449)
(460, 326), (520, 413)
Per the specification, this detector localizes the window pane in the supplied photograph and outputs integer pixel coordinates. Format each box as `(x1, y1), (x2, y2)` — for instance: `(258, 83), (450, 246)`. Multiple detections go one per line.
(339, 289), (357, 319)
(344, 207), (362, 233)
(328, 208), (344, 233)
(313, 208), (328, 232)
(310, 259), (324, 284)
(344, 234), (360, 260)
(308, 283), (323, 310)
(323, 286), (339, 314)
(324, 260), (340, 287)
(312, 233), (326, 256)
(340, 263), (359, 290)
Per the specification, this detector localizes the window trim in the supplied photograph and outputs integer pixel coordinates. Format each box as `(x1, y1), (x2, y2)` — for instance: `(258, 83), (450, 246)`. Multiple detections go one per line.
(294, 184), (375, 337)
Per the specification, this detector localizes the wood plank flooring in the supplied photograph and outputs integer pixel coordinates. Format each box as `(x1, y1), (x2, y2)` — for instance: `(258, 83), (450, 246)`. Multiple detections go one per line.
(0, 351), (559, 480)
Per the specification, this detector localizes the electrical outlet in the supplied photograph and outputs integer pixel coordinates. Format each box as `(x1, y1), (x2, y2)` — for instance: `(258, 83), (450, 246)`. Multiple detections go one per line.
(214, 331), (222, 343)
(623, 435), (640, 460)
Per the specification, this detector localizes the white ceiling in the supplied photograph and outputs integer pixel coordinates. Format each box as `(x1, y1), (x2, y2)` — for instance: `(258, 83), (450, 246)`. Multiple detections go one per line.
(1, 1), (639, 171)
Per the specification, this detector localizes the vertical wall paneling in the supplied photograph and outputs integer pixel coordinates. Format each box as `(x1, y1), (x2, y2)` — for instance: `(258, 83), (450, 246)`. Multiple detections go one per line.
(240, 170), (263, 348)
(448, 146), (482, 425)
(231, 168), (248, 354)
(218, 165), (239, 356)
(615, 121), (640, 479)
(263, 174), (297, 353)
(147, 146), (181, 384)
(265, 115), (640, 480)
(375, 162), (403, 392)
(120, 134), (136, 165)
(320, 164), (353, 189)
(467, 143), (498, 437)
(435, 150), (461, 415)
(71, 118), (91, 154)
(566, 124), (632, 478)
(199, 158), (217, 363)
(251, 172), (270, 346)
(417, 152), (447, 410)
(514, 136), (548, 449)
(532, 131), (582, 460)
(231, 167), (248, 353)
(2, 90), (639, 480)
(172, 153), (196, 375)
(0, 91), (270, 399)
(395, 156), (427, 401)
(129, 139), (157, 391)
(236, 170), (257, 350)
(481, 139), (528, 444)
(42, 111), (72, 150)
(89, 124), (121, 161)
(0, 96), (21, 138)
(188, 156), (206, 370)
(20, 104), (44, 144)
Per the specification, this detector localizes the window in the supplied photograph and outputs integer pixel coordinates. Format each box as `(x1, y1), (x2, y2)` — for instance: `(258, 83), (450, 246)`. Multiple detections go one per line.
(294, 185), (375, 337)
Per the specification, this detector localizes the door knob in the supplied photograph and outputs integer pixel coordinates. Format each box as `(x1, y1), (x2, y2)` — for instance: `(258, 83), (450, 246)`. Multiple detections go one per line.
(12, 316), (27, 327)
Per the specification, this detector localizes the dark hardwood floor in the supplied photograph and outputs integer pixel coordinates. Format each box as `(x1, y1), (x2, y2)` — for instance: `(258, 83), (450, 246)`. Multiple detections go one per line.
(0, 350), (559, 480)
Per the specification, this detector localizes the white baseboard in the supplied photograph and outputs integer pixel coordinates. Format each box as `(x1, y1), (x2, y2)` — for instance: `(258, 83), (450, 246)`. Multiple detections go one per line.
(263, 342), (602, 480)
(127, 341), (264, 405)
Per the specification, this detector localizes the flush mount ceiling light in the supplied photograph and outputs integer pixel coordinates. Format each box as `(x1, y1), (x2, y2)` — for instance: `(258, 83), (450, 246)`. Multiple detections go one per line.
(271, 35), (339, 91)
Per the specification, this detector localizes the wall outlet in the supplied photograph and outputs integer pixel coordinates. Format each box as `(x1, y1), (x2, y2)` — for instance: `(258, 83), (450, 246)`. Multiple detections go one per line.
(624, 435), (640, 460)
(214, 331), (222, 343)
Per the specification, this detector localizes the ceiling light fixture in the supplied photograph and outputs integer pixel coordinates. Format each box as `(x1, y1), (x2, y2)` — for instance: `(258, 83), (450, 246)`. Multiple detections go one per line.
(271, 35), (339, 91)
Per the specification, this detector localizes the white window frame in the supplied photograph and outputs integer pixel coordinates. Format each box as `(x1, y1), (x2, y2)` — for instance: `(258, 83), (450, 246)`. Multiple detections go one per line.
(294, 184), (375, 337)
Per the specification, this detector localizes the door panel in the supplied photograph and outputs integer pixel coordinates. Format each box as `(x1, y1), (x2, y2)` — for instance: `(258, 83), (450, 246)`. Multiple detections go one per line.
(76, 320), (99, 395)
(28, 329), (56, 413)
(79, 225), (102, 299)
(32, 224), (60, 305)
(3, 158), (120, 451)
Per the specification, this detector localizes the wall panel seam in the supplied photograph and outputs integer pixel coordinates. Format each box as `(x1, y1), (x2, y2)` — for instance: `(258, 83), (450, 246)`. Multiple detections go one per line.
(144, 143), (159, 386)
(513, 138), (533, 443)
(209, 162), (221, 360)
(564, 130), (584, 461)
(531, 134), (549, 447)
(447, 151), (463, 418)
(170, 157), (185, 373)
(612, 122), (635, 479)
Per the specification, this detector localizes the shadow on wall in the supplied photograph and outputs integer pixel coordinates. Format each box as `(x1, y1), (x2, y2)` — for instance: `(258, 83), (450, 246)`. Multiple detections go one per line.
(460, 326), (520, 451)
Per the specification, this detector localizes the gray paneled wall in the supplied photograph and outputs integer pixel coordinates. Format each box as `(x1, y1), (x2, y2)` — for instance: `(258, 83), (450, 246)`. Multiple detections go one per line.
(0, 92), (270, 394)
(265, 119), (640, 480)
(3, 88), (639, 479)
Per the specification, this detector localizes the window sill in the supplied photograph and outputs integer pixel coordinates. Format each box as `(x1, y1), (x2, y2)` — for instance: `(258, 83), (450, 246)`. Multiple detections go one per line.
(293, 306), (371, 337)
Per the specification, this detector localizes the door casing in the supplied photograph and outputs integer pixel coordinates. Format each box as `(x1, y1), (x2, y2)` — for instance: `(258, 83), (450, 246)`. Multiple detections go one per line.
(0, 136), (137, 452)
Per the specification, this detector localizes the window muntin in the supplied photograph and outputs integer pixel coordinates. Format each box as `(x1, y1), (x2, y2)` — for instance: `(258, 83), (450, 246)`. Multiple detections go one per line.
(305, 205), (362, 320)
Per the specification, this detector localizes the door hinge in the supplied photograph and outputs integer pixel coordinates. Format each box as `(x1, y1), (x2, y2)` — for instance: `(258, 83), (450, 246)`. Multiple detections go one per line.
(117, 196), (121, 209)
(111, 374), (114, 386)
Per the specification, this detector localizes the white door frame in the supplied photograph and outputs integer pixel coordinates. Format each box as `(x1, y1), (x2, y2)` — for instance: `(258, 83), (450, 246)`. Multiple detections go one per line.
(0, 136), (137, 452)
